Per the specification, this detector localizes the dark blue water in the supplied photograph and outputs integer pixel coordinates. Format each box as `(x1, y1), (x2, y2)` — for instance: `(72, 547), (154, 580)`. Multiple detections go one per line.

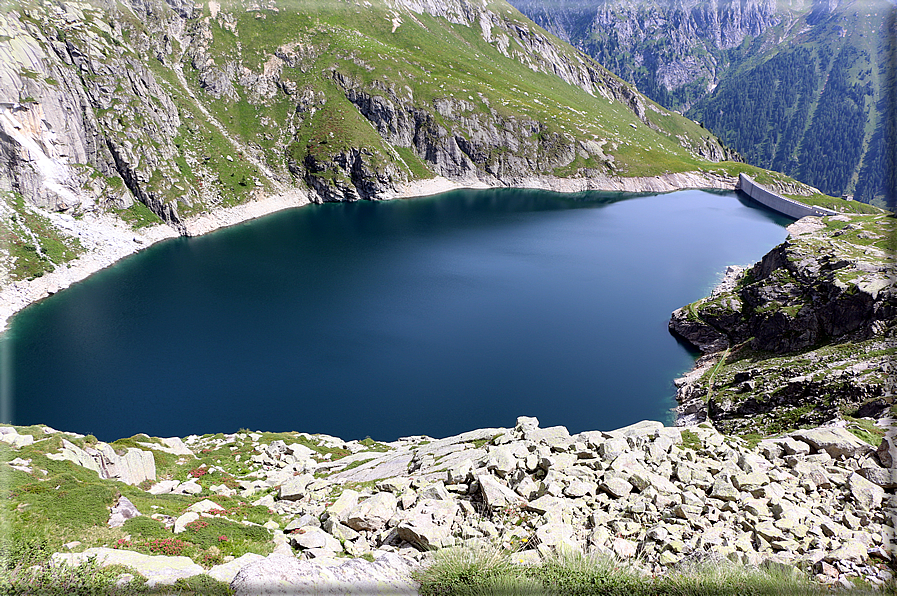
(2, 189), (790, 442)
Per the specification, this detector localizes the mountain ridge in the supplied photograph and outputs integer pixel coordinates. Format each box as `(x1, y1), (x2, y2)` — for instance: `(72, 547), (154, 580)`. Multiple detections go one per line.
(510, 0), (896, 206)
(0, 0), (771, 307)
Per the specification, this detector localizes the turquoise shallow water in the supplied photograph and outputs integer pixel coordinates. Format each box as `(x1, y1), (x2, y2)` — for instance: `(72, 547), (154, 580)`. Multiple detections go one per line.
(4, 188), (790, 442)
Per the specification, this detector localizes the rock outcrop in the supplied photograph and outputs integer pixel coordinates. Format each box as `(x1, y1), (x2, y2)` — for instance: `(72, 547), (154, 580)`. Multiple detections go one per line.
(670, 213), (895, 434)
(46, 438), (156, 486)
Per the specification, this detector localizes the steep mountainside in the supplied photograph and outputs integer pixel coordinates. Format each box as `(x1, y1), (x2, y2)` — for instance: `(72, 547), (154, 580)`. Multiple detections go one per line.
(0, 0), (746, 283)
(0, 0), (764, 296)
(511, 0), (895, 206)
(512, 0), (787, 111)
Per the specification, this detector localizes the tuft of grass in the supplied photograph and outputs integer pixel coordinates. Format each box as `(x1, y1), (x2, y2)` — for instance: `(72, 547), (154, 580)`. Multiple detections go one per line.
(843, 416), (886, 447)
(532, 551), (647, 596)
(415, 548), (834, 596)
(680, 429), (702, 450)
(415, 545), (542, 596)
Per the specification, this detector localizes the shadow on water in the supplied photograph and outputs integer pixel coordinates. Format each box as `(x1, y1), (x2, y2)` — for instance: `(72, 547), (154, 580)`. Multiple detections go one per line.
(734, 190), (798, 227)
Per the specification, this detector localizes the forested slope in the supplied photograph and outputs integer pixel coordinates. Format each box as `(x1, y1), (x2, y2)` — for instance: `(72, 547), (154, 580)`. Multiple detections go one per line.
(512, 0), (896, 208)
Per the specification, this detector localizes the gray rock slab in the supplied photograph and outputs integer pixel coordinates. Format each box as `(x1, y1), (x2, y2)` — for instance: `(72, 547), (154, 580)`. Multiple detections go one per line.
(289, 526), (342, 552)
(332, 452), (415, 483)
(178, 480), (202, 495)
(848, 472), (885, 511)
(327, 489), (360, 523)
(600, 476), (632, 499)
(187, 499), (224, 514)
(824, 541), (868, 563)
(523, 426), (571, 448)
(278, 474), (314, 501)
(138, 437), (195, 457)
(606, 420), (664, 440)
(207, 553), (265, 585)
(0, 427), (35, 448)
(51, 548), (204, 587)
(418, 481), (452, 501)
(48, 439), (155, 485)
(346, 492), (398, 532)
(323, 519), (360, 542)
(792, 428), (874, 460)
(231, 551), (418, 595)
(598, 438), (629, 461)
(858, 466), (897, 489)
(174, 512), (200, 534)
(476, 474), (526, 510)
(396, 518), (452, 550)
(439, 448), (488, 473)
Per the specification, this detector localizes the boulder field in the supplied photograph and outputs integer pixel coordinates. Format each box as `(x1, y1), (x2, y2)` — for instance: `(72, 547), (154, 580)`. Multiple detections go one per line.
(2, 414), (894, 593)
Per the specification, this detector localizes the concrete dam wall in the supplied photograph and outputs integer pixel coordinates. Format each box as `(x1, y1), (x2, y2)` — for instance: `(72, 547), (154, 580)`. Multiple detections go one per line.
(737, 174), (837, 219)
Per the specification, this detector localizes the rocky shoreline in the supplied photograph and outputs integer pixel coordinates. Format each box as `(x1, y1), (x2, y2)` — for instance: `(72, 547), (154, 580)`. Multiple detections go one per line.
(0, 171), (735, 333)
(1, 415), (894, 593)
(668, 213), (895, 435)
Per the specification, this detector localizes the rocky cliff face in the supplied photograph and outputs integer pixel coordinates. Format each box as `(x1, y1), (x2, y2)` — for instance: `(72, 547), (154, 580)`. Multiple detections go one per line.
(0, 0), (737, 255)
(669, 213), (896, 435)
(0, 2), (190, 229)
(512, 0), (791, 111)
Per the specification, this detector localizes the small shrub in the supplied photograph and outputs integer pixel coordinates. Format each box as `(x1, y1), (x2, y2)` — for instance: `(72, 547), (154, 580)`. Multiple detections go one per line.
(171, 573), (234, 595)
(121, 515), (170, 542)
(0, 556), (122, 596)
(185, 519), (210, 532)
(0, 528), (49, 569)
(144, 538), (188, 556)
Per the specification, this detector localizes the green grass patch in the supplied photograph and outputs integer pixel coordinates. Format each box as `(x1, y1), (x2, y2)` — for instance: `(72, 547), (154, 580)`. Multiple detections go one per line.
(416, 547), (830, 595)
(680, 429), (702, 450)
(1, 192), (83, 281)
(843, 416), (886, 447)
(114, 199), (163, 229)
(120, 515), (271, 564)
(395, 146), (435, 179)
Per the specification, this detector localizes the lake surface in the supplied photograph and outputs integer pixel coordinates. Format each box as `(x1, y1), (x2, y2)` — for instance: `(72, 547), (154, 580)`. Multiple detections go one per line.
(3, 189), (790, 442)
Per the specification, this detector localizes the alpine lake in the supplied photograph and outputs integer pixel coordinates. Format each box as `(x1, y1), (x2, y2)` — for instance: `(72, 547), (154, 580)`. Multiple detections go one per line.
(4, 188), (792, 442)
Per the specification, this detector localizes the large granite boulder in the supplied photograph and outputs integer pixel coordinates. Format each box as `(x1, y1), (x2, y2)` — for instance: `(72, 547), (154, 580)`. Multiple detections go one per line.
(51, 548), (204, 587)
(230, 551), (417, 595)
(46, 439), (155, 485)
(791, 428), (875, 460)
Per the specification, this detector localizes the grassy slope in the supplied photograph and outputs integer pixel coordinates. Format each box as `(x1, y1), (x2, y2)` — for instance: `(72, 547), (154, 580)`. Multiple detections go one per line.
(0, 192), (83, 282)
(177, 0), (723, 182)
(3, 0), (872, 280)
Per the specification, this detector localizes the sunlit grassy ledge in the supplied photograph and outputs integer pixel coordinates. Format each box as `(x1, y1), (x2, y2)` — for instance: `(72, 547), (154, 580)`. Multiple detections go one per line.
(0, 414), (893, 594)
